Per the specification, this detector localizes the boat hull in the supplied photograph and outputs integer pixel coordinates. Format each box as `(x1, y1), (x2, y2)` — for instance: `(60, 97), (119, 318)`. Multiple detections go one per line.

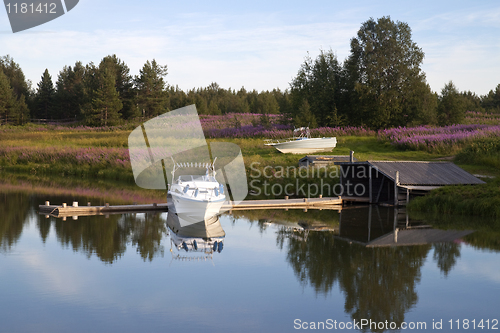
(268, 137), (337, 154)
(169, 192), (225, 223)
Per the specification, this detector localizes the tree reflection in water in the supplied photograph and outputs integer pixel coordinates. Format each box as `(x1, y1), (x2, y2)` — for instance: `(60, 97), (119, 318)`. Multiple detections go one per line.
(0, 192), (31, 252)
(31, 209), (167, 263)
(432, 242), (461, 277)
(0, 192), (172, 263)
(279, 228), (431, 331)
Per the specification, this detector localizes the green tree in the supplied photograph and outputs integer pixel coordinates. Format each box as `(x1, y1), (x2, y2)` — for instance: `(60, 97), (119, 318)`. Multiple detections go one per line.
(80, 62), (100, 121)
(168, 85), (188, 111)
(84, 67), (122, 126)
(261, 91), (280, 114)
(55, 62), (85, 119)
(482, 84), (500, 112)
(345, 16), (431, 128)
(194, 94), (208, 114)
(0, 70), (17, 124)
(437, 81), (466, 125)
(293, 99), (317, 128)
(135, 59), (168, 117)
(207, 99), (221, 115)
(290, 50), (342, 127)
(405, 82), (438, 126)
(0, 55), (30, 103)
(462, 91), (484, 114)
(227, 87), (250, 113)
(100, 55), (135, 118)
(34, 69), (55, 119)
(15, 94), (29, 124)
(0, 55), (31, 123)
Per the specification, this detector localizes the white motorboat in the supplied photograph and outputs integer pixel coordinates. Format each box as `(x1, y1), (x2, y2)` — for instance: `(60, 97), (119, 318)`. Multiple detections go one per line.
(168, 159), (226, 222)
(264, 127), (337, 154)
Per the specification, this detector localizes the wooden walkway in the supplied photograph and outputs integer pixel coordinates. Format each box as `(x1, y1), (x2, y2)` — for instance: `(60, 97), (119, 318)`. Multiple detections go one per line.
(222, 197), (342, 211)
(39, 197), (344, 217)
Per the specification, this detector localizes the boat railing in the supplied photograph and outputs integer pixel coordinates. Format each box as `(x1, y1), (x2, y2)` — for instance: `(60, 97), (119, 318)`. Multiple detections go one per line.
(170, 157), (218, 183)
(293, 126), (310, 139)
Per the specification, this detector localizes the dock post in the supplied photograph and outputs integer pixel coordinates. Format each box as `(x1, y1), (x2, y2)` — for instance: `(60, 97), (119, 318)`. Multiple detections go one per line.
(393, 207), (398, 243)
(368, 204), (372, 242)
(350, 150), (354, 162)
(45, 201), (50, 206)
(369, 165), (372, 204)
(394, 171), (400, 206)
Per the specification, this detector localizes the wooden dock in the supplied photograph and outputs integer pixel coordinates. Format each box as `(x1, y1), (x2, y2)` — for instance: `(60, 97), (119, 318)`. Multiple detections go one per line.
(39, 196), (344, 217)
(39, 202), (169, 218)
(222, 197), (342, 211)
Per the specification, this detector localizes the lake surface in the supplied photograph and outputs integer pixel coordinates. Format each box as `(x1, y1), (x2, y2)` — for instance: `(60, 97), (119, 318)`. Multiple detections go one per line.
(1, 192), (499, 332)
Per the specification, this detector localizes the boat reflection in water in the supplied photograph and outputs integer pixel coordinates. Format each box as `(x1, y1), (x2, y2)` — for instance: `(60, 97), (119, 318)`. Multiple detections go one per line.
(166, 203), (225, 262)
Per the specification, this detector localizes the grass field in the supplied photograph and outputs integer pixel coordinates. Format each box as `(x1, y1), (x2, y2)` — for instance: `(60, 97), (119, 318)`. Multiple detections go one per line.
(0, 118), (499, 218)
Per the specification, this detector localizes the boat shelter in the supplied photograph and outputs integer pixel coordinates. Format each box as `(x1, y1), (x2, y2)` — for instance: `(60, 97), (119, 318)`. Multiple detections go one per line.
(298, 155), (357, 168)
(334, 161), (485, 205)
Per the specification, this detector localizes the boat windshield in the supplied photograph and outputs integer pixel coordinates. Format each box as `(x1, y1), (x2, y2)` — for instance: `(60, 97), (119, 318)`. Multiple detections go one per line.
(178, 175), (217, 182)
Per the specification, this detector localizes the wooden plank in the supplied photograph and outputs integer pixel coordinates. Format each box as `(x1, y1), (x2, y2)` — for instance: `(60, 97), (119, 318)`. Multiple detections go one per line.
(224, 197), (342, 209)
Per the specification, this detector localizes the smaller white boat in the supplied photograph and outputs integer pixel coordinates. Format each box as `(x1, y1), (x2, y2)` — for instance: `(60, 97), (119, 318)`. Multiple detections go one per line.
(264, 127), (337, 154)
(168, 159), (226, 222)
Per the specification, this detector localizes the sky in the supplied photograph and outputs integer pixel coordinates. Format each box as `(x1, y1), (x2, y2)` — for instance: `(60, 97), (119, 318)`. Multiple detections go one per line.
(1, 0), (499, 96)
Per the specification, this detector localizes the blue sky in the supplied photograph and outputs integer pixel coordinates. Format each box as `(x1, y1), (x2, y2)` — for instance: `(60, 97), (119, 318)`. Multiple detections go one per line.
(1, 0), (499, 95)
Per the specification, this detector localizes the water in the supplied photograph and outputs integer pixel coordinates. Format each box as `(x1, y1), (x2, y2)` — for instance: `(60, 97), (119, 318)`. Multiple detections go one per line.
(1, 192), (499, 332)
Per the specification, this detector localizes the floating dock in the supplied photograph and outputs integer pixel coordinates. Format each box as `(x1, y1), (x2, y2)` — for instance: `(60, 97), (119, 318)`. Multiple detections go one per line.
(39, 202), (169, 218)
(39, 196), (344, 217)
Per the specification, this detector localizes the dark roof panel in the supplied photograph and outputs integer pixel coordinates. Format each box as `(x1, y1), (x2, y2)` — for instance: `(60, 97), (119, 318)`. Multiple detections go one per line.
(368, 161), (484, 186)
(334, 161), (485, 186)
